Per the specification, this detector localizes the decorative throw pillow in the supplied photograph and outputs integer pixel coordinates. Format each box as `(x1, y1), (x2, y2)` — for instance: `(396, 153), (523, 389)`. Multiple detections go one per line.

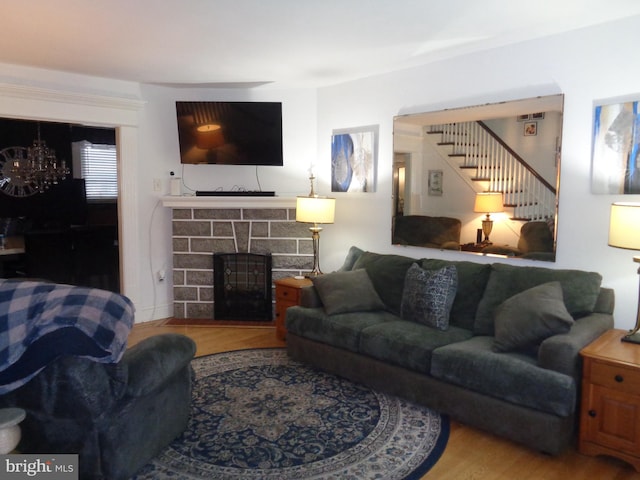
(492, 281), (574, 352)
(474, 263), (602, 336)
(312, 269), (386, 315)
(400, 263), (457, 330)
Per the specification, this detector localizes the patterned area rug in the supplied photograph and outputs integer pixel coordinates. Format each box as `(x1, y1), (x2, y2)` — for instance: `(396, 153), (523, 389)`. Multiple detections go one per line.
(133, 348), (448, 480)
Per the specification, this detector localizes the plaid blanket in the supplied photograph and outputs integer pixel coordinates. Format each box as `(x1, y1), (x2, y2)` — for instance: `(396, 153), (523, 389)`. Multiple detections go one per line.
(0, 280), (134, 394)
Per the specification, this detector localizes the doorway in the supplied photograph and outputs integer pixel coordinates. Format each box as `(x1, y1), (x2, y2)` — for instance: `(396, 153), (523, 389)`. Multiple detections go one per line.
(0, 117), (120, 292)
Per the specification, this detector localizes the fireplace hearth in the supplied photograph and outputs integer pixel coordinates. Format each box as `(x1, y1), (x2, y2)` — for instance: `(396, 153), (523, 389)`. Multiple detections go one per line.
(213, 253), (272, 321)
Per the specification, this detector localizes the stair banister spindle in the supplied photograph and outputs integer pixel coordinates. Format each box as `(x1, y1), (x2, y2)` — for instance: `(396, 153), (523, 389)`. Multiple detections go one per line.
(465, 123), (478, 166)
(467, 122), (474, 167)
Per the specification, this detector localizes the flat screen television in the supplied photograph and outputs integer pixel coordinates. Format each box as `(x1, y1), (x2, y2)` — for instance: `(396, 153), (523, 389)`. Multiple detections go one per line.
(176, 101), (283, 166)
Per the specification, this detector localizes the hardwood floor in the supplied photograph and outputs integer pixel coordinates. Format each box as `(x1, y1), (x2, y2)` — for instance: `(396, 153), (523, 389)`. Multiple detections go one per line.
(129, 321), (640, 480)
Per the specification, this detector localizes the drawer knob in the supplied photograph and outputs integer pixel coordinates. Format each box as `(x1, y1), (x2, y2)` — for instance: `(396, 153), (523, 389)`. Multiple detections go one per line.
(615, 374), (624, 383)
(282, 291), (289, 297)
(588, 410), (597, 418)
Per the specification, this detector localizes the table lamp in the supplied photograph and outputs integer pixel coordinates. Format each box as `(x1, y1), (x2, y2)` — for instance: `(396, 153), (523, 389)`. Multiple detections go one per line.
(296, 174), (335, 276)
(474, 192), (504, 244)
(609, 202), (640, 343)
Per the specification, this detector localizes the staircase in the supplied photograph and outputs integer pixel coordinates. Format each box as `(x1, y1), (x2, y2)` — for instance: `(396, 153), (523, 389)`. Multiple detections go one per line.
(426, 121), (556, 221)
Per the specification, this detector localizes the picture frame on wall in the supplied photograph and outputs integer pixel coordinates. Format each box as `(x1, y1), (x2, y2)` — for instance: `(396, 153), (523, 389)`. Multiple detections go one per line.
(428, 169), (443, 196)
(592, 98), (640, 194)
(331, 125), (378, 192)
(524, 121), (537, 136)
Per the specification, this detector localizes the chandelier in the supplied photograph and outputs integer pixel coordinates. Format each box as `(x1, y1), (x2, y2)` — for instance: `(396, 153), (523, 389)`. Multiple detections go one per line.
(0, 124), (70, 197)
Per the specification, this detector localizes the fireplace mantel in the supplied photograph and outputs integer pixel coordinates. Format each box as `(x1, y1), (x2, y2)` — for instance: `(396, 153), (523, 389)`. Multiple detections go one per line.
(161, 195), (297, 209)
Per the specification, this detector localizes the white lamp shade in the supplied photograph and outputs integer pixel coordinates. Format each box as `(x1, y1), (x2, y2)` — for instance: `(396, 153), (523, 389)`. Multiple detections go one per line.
(473, 192), (503, 213)
(296, 196), (335, 224)
(609, 202), (640, 250)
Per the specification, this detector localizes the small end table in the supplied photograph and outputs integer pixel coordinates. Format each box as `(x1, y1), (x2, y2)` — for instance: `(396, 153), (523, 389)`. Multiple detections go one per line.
(274, 276), (312, 340)
(0, 407), (26, 454)
(579, 329), (640, 471)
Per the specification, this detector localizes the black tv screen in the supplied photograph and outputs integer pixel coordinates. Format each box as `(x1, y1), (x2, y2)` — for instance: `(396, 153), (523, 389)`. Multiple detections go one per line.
(176, 101), (283, 166)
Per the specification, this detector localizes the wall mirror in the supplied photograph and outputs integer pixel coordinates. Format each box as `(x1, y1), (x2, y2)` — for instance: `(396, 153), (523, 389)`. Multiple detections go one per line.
(392, 94), (563, 262)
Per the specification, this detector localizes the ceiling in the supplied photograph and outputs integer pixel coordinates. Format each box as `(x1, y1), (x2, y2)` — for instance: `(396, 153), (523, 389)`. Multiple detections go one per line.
(1, 1), (639, 89)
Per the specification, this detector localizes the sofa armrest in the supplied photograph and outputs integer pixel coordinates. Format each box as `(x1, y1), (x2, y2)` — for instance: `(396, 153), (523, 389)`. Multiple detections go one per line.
(122, 334), (196, 397)
(299, 285), (323, 308)
(538, 312), (614, 379)
(593, 287), (615, 314)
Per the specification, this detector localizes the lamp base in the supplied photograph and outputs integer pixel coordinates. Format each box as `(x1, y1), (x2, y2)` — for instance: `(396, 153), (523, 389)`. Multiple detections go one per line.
(622, 331), (640, 344)
(307, 226), (323, 277)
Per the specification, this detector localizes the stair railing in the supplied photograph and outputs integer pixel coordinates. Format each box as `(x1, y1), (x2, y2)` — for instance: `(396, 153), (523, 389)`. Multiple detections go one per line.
(429, 121), (557, 221)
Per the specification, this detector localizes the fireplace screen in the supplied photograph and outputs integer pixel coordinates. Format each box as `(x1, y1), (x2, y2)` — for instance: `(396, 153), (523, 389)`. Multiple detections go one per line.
(213, 253), (272, 321)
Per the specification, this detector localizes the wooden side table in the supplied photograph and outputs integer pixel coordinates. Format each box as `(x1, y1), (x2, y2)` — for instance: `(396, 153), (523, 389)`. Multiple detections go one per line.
(274, 277), (312, 340)
(460, 243), (486, 253)
(579, 329), (640, 471)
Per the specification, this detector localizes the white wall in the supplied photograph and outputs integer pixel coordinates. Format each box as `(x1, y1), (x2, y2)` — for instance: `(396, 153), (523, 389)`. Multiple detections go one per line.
(136, 85), (318, 320)
(1, 16), (639, 329)
(316, 16), (640, 330)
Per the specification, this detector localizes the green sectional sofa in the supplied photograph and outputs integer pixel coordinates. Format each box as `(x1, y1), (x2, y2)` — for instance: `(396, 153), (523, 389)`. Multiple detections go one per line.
(285, 247), (614, 454)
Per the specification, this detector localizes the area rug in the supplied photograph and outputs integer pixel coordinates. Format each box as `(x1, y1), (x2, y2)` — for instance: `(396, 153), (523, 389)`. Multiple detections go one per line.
(133, 348), (449, 480)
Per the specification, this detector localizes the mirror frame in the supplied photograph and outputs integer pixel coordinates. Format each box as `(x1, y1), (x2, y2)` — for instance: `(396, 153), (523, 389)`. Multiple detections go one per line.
(392, 94), (563, 262)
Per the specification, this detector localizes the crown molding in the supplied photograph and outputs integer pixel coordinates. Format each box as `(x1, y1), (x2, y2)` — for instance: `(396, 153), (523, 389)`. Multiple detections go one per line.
(0, 82), (145, 111)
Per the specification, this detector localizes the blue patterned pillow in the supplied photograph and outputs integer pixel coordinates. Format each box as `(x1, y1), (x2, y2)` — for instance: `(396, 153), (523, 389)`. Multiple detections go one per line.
(400, 263), (458, 330)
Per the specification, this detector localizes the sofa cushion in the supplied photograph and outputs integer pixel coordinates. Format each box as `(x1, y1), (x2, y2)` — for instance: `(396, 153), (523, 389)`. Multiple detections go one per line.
(352, 251), (416, 314)
(312, 269), (385, 315)
(337, 245), (365, 271)
(285, 306), (397, 352)
(474, 263), (603, 335)
(358, 320), (473, 374)
(400, 263), (457, 330)
(431, 336), (576, 417)
(493, 281), (574, 353)
(420, 259), (491, 331)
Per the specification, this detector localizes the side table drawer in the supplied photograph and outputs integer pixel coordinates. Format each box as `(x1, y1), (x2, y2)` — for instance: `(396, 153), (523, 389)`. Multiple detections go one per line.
(590, 361), (640, 395)
(276, 286), (301, 303)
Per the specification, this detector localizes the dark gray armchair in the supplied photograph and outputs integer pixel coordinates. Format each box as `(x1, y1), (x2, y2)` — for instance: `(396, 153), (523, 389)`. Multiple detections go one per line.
(0, 333), (196, 480)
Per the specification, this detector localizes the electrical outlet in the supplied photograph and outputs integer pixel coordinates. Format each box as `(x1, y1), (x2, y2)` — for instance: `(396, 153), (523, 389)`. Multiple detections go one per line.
(153, 178), (162, 192)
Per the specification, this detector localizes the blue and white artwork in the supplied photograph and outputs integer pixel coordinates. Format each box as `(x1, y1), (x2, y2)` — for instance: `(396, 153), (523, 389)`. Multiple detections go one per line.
(331, 127), (377, 192)
(592, 100), (640, 194)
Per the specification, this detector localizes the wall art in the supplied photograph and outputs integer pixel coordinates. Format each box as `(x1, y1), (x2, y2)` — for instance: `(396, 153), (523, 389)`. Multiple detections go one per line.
(592, 99), (640, 194)
(331, 125), (378, 192)
(428, 169), (443, 196)
(524, 121), (537, 136)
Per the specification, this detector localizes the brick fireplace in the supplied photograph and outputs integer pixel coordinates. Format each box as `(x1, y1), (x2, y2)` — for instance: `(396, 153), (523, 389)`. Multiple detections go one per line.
(163, 196), (313, 319)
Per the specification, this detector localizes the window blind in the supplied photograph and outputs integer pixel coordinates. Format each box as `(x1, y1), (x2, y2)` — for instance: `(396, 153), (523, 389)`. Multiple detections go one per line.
(78, 142), (118, 200)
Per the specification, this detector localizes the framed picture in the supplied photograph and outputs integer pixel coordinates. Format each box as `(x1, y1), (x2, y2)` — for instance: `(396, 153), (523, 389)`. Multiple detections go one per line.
(331, 125), (378, 192)
(428, 169), (443, 196)
(592, 99), (640, 194)
(517, 114), (530, 122)
(524, 121), (537, 136)
(531, 112), (545, 120)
